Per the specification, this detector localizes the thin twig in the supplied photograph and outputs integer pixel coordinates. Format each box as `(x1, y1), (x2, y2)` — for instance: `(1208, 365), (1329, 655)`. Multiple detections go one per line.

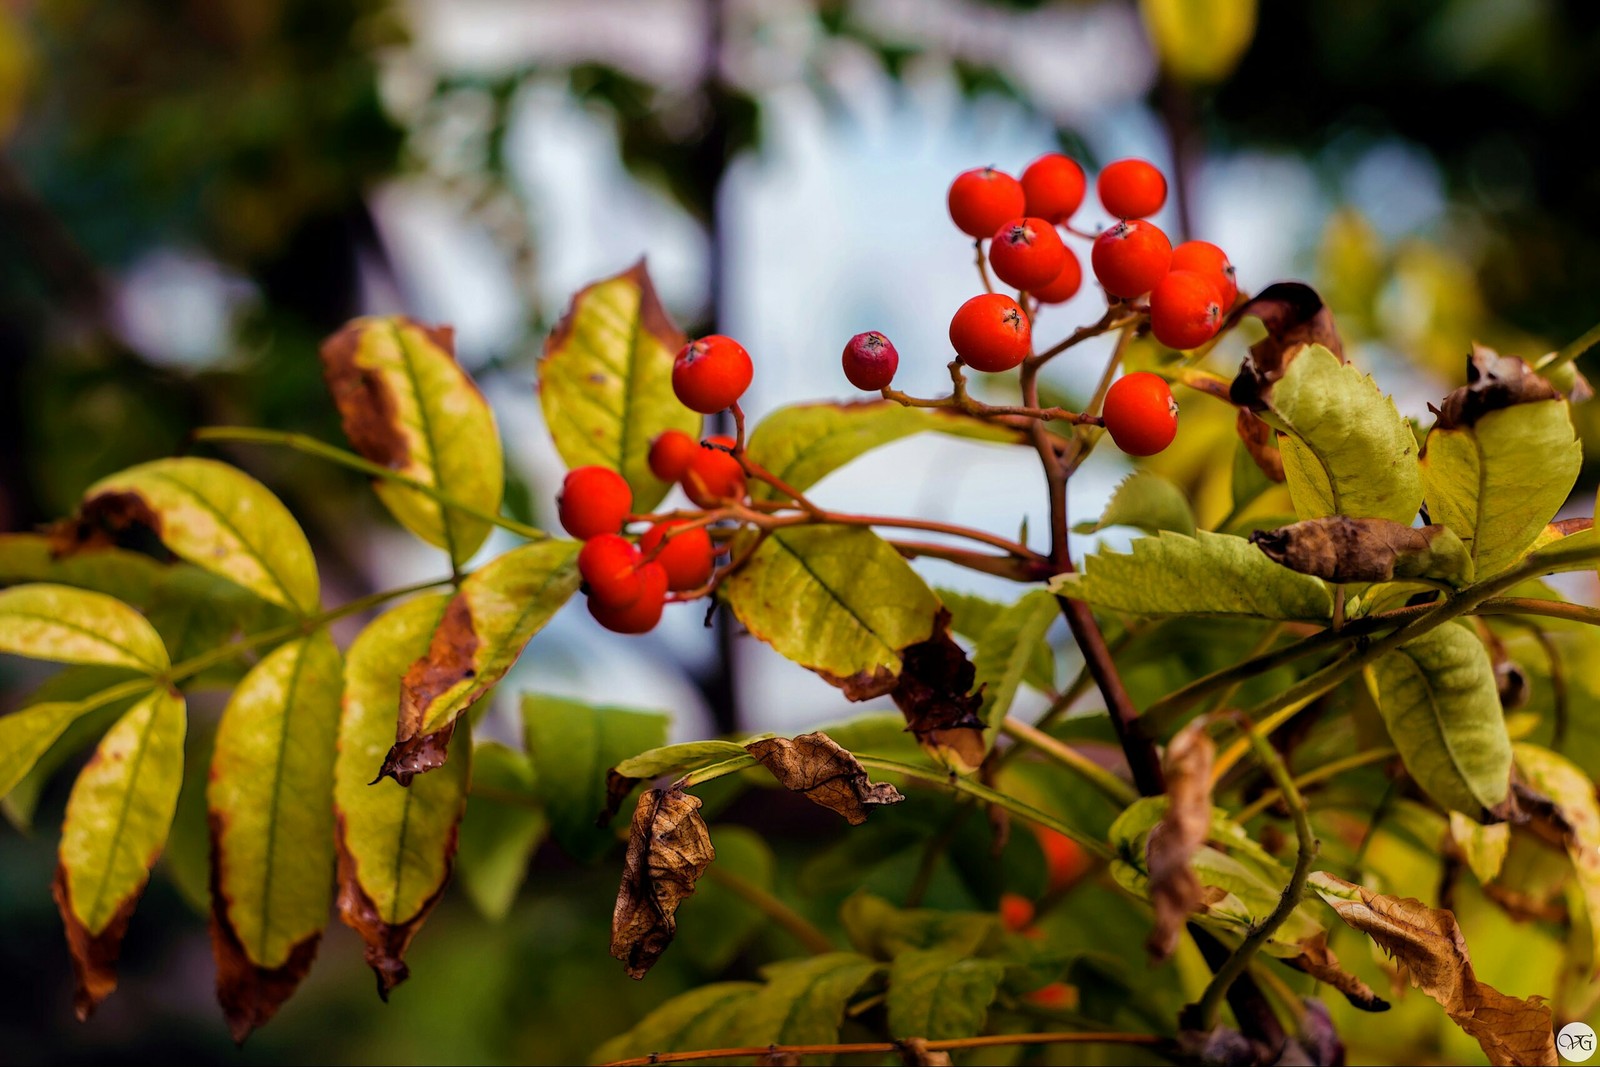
(1234, 747), (1397, 823)
(1001, 717), (1138, 805)
(600, 1030), (1171, 1067)
(701, 865), (835, 955)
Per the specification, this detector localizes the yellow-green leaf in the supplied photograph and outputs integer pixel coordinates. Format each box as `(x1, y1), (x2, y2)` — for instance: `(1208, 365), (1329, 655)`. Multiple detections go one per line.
(1052, 530), (1333, 620)
(538, 260), (698, 512)
(321, 317), (504, 566)
(720, 526), (942, 698)
(0, 533), (163, 602)
(1448, 812), (1509, 885)
(974, 589), (1058, 753)
(732, 953), (882, 1056)
(0, 583), (168, 672)
(85, 458), (319, 614)
(592, 982), (762, 1065)
(938, 587), (1053, 692)
(1074, 469), (1197, 537)
(1512, 743), (1600, 972)
(0, 701), (99, 802)
(1140, 0), (1257, 84)
(1366, 623), (1510, 818)
(886, 948), (1005, 1041)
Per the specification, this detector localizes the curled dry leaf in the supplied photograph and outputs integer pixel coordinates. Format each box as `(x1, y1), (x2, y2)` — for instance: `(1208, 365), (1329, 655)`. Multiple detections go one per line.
(1145, 719), (1214, 961)
(610, 787), (715, 979)
(1227, 282), (1345, 410)
(1251, 516), (1474, 586)
(745, 732), (904, 826)
(1235, 407), (1286, 483)
(1284, 931), (1390, 1011)
(1435, 346), (1563, 430)
(889, 610), (986, 773)
(1309, 872), (1557, 1066)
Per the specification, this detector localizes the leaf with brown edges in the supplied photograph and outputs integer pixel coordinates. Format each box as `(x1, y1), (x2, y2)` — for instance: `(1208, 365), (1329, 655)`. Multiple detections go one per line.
(1145, 719), (1213, 960)
(746, 732), (905, 826)
(611, 787), (714, 979)
(890, 610), (985, 772)
(1284, 931), (1390, 1011)
(1235, 408), (1285, 483)
(1251, 516), (1473, 586)
(1436, 345), (1562, 430)
(1226, 281), (1344, 409)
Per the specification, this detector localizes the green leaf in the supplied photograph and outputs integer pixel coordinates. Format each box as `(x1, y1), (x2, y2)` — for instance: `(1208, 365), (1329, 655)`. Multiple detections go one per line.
(1261, 345), (1424, 524)
(538, 260), (698, 512)
(1, 668), (138, 831)
(1448, 812), (1509, 885)
(679, 826), (778, 970)
(612, 739), (751, 780)
(591, 982), (762, 1065)
(721, 526), (941, 697)
(840, 892), (997, 959)
(974, 589), (1058, 753)
(208, 631), (343, 968)
(522, 693), (668, 862)
(937, 589), (1052, 692)
(733, 953), (882, 1056)
(886, 948), (1005, 1041)
(0, 583), (168, 672)
(1052, 530), (1333, 620)
(162, 723), (215, 915)
(455, 742), (545, 923)
(1074, 470), (1197, 537)
(0, 533), (163, 602)
(744, 400), (1019, 501)
(85, 457), (320, 614)
(1366, 623), (1510, 818)
(144, 566), (289, 686)
(1511, 743), (1600, 970)
(321, 317), (505, 566)
(1421, 400), (1582, 577)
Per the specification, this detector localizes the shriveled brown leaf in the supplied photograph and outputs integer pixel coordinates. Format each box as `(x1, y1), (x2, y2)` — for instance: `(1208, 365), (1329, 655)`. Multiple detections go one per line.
(898, 1038), (954, 1066)
(51, 865), (137, 1020)
(379, 595), (477, 785)
(1227, 282), (1345, 410)
(1145, 720), (1214, 960)
(1285, 931), (1390, 1012)
(1310, 872), (1556, 1066)
(745, 732), (904, 825)
(1435, 346), (1562, 430)
(889, 609), (985, 772)
(320, 321), (425, 469)
(610, 787), (714, 979)
(1236, 407), (1286, 483)
(600, 769), (641, 828)
(1251, 516), (1471, 585)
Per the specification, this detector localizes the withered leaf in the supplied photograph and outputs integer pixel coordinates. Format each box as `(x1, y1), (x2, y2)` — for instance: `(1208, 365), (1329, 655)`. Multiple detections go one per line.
(889, 609), (985, 773)
(47, 491), (169, 561)
(1310, 872), (1556, 1066)
(1285, 931), (1390, 1012)
(334, 812), (458, 1000)
(1251, 516), (1473, 586)
(1145, 720), (1214, 961)
(51, 866), (136, 1020)
(379, 594), (476, 785)
(610, 787), (715, 980)
(745, 732), (904, 825)
(1436, 346), (1562, 430)
(1235, 408), (1286, 483)
(1227, 282), (1345, 410)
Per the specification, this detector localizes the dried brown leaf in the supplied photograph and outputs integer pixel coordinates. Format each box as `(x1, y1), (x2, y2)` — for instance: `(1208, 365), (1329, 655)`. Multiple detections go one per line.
(1436, 346), (1562, 430)
(1236, 408), (1286, 483)
(610, 787), (715, 979)
(379, 595), (477, 785)
(320, 321), (411, 469)
(1227, 282), (1345, 410)
(51, 865), (137, 1020)
(889, 609), (985, 772)
(1146, 720), (1214, 960)
(1251, 516), (1469, 585)
(1285, 931), (1390, 1011)
(746, 732), (904, 825)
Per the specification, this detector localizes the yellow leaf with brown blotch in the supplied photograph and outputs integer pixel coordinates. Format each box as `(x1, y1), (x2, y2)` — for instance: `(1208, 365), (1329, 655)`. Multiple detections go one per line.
(610, 787), (714, 979)
(1512, 743), (1600, 975)
(1145, 719), (1213, 961)
(745, 732), (904, 826)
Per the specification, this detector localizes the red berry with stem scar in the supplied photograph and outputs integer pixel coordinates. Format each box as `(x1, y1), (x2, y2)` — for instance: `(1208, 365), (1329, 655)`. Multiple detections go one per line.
(673, 335), (752, 414)
(1102, 372), (1179, 456)
(640, 520), (715, 592)
(1171, 240), (1238, 308)
(1030, 247), (1083, 305)
(557, 466), (632, 540)
(588, 560), (668, 634)
(682, 435), (747, 507)
(841, 331), (899, 391)
(988, 217), (1068, 291)
(1097, 158), (1167, 219)
(1149, 270), (1224, 350)
(578, 533), (644, 606)
(1021, 153), (1086, 223)
(1091, 219), (1171, 298)
(947, 166), (1026, 239)
(648, 429), (698, 483)
(949, 293), (1031, 373)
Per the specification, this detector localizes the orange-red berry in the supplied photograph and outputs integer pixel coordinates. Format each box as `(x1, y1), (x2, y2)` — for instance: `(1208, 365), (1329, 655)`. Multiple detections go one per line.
(999, 892), (1036, 932)
(949, 293), (1031, 373)
(640, 520), (715, 592)
(1149, 270), (1224, 350)
(588, 560), (668, 634)
(1031, 825), (1093, 892)
(1026, 983), (1079, 1010)
(1031, 248), (1083, 305)
(683, 436), (747, 507)
(989, 217), (1069, 291)
(842, 331), (899, 392)
(648, 429), (698, 483)
(1090, 219), (1171, 298)
(578, 533), (644, 606)
(673, 335), (752, 415)
(1097, 158), (1167, 219)
(1021, 154), (1086, 223)
(947, 167), (1026, 239)
(1102, 372), (1179, 457)
(1171, 240), (1238, 308)
(557, 466), (632, 540)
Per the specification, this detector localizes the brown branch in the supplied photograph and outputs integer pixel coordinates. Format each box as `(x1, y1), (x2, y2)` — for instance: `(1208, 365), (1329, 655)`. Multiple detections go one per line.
(600, 1030), (1171, 1066)
(887, 539), (1053, 581)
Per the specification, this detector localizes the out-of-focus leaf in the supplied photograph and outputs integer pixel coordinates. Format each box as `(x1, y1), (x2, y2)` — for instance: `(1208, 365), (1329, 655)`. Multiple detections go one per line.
(1, 668), (138, 830)
(538, 260), (698, 511)
(603, 739), (753, 825)
(1449, 812), (1511, 885)
(0, 701), (102, 803)
(455, 742), (545, 923)
(886, 948), (1005, 1041)
(745, 732), (903, 825)
(731, 953), (882, 1055)
(937, 588), (1053, 693)
(973, 590), (1058, 755)
(0, 533), (163, 602)
(321, 317), (505, 566)
(1252, 517), (1473, 586)
(678, 826), (776, 971)
(591, 982), (762, 1065)
(0, 583), (168, 672)
(1075, 470), (1197, 537)
(840, 893), (997, 959)
(1512, 743), (1600, 973)
(381, 540), (580, 785)
(610, 787), (714, 979)
(1140, 0), (1256, 84)
(1146, 720), (1214, 961)
(162, 723), (215, 916)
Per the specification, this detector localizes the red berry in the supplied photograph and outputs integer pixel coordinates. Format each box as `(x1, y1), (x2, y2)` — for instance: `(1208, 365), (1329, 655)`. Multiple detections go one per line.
(683, 436), (747, 507)
(1026, 982), (1078, 1010)
(1021, 153), (1087, 223)
(1090, 219), (1171, 298)
(1030, 248), (1083, 305)
(1149, 270), (1224, 350)
(999, 892), (1036, 933)
(1102, 372), (1179, 456)
(557, 466), (632, 540)
(648, 430), (698, 483)
(640, 520), (715, 592)
(988, 217), (1069, 291)
(947, 167), (1026, 239)
(1171, 240), (1238, 308)
(588, 561), (668, 634)
(1097, 158), (1167, 219)
(948, 293), (1031, 373)
(578, 533), (644, 606)
(673, 335), (752, 414)
(841, 331), (899, 391)
(1031, 825), (1093, 892)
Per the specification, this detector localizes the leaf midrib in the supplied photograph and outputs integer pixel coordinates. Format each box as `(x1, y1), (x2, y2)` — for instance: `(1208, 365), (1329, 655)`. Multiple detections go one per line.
(143, 469), (305, 612)
(83, 694), (165, 930)
(256, 638), (312, 962)
(390, 321), (461, 567)
(0, 608), (164, 671)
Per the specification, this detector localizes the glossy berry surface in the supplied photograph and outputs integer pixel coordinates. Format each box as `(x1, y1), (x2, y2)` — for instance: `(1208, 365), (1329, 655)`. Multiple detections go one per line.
(578, 533), (643, 606)
(1021, 154), (1086, 223)
(683, 436), (747, 507)
(1149, 270), (1224, 350)
(947, 167), (1025, 239)
(588, 560), (668, 634)
(648, 429), (698, 483)
(640, 520), (715, 592)
(988, 217), (1068, 291)
(1090, 219), (1171, 298)
(1031, 247), (1083, 305)
(1102, 372), (1179, 457)
(557, 466), (632, 540)
(841, 331), (899, 391)
(1170, 240), (1238, 308)
(673, 335), (752, 414)
(948, 293), (1031, 373)
(1097, 158), (1167, 219)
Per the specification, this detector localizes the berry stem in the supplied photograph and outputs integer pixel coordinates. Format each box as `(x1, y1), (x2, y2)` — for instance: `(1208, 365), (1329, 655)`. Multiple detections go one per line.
(1026, 306), (1141, 368)
(881, 361), (1103, 427)
(973, 239), (995, 294)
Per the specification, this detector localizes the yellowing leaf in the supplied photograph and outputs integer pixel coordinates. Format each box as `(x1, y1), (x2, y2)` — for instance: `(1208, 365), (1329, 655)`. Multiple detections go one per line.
(972, 590), (1058, 753)
(0, 701), (97, 802)
(321, 318), (505, 566)
(0, 533), (164, 603)
(1075, 469), (1197, 537)
(1140, 0), (1257, 84)
(0, 583), (168, 672)
(1512, 743), (1600, 974)
(539, 260), (698, 511)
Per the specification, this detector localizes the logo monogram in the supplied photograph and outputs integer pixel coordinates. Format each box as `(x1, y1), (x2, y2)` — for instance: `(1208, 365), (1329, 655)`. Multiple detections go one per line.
(1560, 1022), (1598, 1062)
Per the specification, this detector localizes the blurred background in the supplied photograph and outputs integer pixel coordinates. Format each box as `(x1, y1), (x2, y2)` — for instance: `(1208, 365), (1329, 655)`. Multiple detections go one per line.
(3, 0), (1599, 1063)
